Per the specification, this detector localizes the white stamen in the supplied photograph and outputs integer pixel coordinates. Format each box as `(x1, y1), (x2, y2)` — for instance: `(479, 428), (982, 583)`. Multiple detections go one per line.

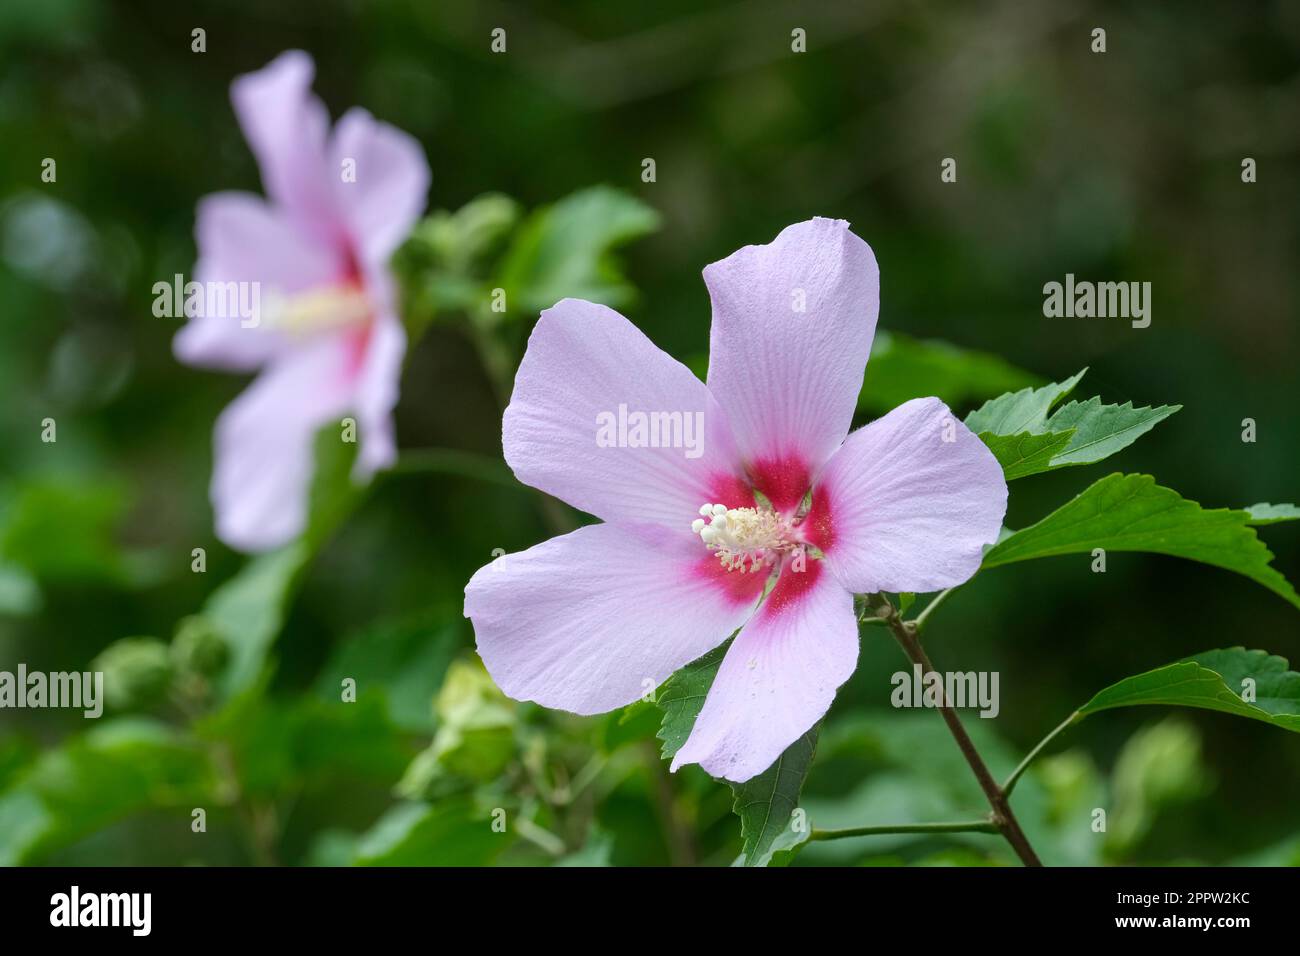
(692, 502), (798, 573)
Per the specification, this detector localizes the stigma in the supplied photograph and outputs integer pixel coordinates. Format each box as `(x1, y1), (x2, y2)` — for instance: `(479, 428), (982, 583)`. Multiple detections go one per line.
(692, 502), (798, 573)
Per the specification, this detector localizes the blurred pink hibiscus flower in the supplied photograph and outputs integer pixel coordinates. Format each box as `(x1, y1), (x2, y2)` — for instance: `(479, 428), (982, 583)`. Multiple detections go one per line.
(464, 217), (1007, 783)
(174, 50), (429, 552)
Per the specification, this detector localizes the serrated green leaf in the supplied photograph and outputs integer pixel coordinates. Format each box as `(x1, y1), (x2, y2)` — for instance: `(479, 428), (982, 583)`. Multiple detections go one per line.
(966, 370), (1179, 479)
(964, 369), (1087, 435)
(732, 726), (819, 867)
(1078, 648), (1300, 733)
(858, 332), (1042, 415)
(1043, 397), (1180, 467)
(983, 473), (1300, 609)
(1246, 503), (1300, 526)
(497, 186), (660, 314)
(654, 640), (729, 760)
(654, 639), (820, 866)
(979, 429), (1076, 480)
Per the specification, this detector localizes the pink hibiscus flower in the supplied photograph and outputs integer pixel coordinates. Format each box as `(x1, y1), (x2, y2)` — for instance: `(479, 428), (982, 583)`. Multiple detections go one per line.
(174, 51), (430, 552)
(464, 218), (1007, 783)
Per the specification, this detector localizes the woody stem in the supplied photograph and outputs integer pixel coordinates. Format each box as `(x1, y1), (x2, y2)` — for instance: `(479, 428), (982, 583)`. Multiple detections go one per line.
(865, 594), (1043, 867)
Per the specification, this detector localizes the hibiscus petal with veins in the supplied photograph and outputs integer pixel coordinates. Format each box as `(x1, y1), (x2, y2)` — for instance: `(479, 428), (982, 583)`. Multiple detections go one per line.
(465, 217), (1008, 783)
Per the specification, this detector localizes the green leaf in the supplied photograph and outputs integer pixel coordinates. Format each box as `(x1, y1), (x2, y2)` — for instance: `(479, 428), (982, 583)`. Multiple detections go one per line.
(1078, 648), (1300, 733)
(393, 194), (522, 339)
(196, 694), (411, 797)
(314, 612), (462, 733)
(983, 473), (1300, 609)
(0, 736), (37, 793)
(352, 797), (509, 866)
(654, 641), (728, 760)
(1246, 503), (1300, 526)
(965, 370), (1179, 479)
(303, 424), (362, 549)
(731, 726), (819, 867)
(395, 659), (517, 799)
(654, 640), (820, 867)
(600, 699), (661, 753)
(0, 477), (158, 586)
(964, 369), (1087, 435)
(978, 430), (1076, 481)
(556, 827), (614, 867)
(91, 636), (173, 711)
(410, 193), (521, 274)
(808, 713), (1070, 866)
(0, 718), (217, 865)
(1106, 718), (1208, 855)
(203, 427), (360, 702)
(0, 561), (40, 615)
(1042, 397), (1180, 468)
(858, 332), (1042, 415)
(496, 186), (660, 314)
(204, 543), (311, 701)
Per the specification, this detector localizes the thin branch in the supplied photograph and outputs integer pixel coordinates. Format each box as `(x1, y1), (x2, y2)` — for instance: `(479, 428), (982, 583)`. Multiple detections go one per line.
(1002, 711), (1082, 798)
(912, 585), (959, 632)
(867, 594), (1043, 867)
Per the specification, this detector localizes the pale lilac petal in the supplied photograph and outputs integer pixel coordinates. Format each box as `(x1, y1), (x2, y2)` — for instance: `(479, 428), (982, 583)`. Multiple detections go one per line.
(211, 338), (356, 552)
(503, 298), (742, 531)
(465, 524), (762, 715)
(231, 50), (336, 232)
(351, 312), (405, 478)
(671, 562), (858, 783)
(818, 397), (1008, 594)
(175, 191), (341, 371)
(328, 108), (430, 268)
(704, 217), (879, 468)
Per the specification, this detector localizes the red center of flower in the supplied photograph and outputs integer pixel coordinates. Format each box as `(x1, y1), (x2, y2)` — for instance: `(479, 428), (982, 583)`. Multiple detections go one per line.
(690, 454), (835, 613)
